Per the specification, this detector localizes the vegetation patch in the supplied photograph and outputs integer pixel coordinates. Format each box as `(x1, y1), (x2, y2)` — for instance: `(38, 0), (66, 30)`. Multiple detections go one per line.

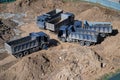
(0, 0), (16, 3)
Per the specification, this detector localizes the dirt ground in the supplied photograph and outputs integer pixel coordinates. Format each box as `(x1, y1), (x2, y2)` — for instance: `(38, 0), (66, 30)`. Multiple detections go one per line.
(0, 19), (17, 48)
(0, 0), (120, 80)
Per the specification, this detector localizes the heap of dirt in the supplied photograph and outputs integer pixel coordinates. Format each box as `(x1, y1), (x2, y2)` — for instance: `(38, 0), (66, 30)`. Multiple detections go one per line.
(0, 52), (54, 80)
(4, 0), (63, 19)
(78, 6), (120, 21)
(0, 19), (17, 48)
(0, 44), (110, 80)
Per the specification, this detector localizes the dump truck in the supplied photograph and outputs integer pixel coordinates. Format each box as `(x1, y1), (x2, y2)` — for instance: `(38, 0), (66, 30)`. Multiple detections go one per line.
(74, 20), (112, 37)
(5, 32), (50, 58)
(36, 9), (63, 29)
(58, 25), (98, 46)
(46, 12), (75, 32)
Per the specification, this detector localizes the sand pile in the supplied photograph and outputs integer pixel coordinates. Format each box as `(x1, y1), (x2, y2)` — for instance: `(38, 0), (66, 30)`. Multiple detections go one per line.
(0, 19), (17, 48)
(0, 44), (107, 80)
(0, 52), (54, 80)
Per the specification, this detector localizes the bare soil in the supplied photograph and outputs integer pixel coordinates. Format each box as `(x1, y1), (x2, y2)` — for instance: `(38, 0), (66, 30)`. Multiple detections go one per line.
(0, 0), (120, 80)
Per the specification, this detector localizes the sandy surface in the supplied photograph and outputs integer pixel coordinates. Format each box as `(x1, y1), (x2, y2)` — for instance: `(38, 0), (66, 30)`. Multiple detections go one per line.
(0, 0), (120, 80)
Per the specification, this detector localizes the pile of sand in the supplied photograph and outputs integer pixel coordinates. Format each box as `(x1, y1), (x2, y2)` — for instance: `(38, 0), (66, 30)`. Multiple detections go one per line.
(0, 19), (17, 48)
(0, 44), (107, 80)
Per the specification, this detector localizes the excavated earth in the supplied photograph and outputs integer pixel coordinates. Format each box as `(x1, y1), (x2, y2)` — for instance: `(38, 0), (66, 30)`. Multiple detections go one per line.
(0, 0), (120, 80)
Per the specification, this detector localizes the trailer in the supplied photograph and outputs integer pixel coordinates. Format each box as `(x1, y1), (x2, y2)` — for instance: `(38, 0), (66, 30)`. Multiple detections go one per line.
(36, 9), (63, 29)
(58, 25), (98, 46)
(46, 12), (75, 32)
(5, 32), (50, 58)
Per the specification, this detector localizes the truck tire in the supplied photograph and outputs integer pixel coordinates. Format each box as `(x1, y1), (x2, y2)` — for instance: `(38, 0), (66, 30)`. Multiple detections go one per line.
(18, 53), (23, 58)
(61, 38), (66, 42)
(42, 44), (48, 49)
(100, 33), (106, 37)
(67, 38), (71, 42)
(23, 51), (29, 56)
(80, 41), (84, 46)
(14, 54), (19, 58)
(85, 41), (91, 46)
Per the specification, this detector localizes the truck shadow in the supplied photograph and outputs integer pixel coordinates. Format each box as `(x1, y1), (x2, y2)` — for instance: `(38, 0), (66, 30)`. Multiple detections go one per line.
(97, 36), (105, 44)
(111, 29), (119, 36)
(48, 39), (60, 47)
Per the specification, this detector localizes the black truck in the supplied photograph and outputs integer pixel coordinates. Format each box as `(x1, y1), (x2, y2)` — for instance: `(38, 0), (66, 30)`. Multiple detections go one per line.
(5, 32), (50, 58)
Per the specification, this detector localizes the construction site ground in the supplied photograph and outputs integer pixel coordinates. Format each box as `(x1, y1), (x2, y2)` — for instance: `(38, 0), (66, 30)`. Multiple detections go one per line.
(0, 0), (120, 80)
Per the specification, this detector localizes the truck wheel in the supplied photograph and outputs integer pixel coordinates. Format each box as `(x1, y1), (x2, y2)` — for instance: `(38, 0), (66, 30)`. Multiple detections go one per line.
(80, 41), (84, 46)
(14, 54), (19, 58)
(35, 47), (40, 51)
(18, 53), (23, 58)
(61, 38), (66, 42)
(42, 44), (48, 49)
(67, 38), (71, 42)
(23, 51), (29, 56)
(85, 41), (91, 46)
(100, 33), (106, 37)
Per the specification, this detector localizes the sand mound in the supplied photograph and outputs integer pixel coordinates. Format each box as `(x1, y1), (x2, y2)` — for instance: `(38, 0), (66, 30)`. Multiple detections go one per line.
(6, 0), (63, 13)
(0, 52), (54, 80)
(0, 44), (110, 80)
(78, 7), (110, 21)
(0, 19), (17, 48)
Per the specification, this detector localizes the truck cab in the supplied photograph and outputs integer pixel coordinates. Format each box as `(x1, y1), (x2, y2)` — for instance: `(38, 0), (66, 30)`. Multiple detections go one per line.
(58, 26), (68, 41)
(58, 25), (74, 42)
(37, 14), (51, 29)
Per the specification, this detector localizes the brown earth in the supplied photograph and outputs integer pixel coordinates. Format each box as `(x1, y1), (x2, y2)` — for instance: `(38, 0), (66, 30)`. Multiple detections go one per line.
(0, 19), (17, 48)
(0, 0), (120, 80)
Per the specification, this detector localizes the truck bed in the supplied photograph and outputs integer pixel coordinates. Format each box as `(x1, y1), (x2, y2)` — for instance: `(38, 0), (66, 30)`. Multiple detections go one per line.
(5, 35), (38, 54)
(75, 28), (99, 36)
(69, 32), (97, 42)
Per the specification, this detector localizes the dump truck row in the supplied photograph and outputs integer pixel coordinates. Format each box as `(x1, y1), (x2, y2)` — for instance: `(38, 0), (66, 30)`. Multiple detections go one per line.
(5, 9), (113, 58)
(36, 9), (113, 46)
